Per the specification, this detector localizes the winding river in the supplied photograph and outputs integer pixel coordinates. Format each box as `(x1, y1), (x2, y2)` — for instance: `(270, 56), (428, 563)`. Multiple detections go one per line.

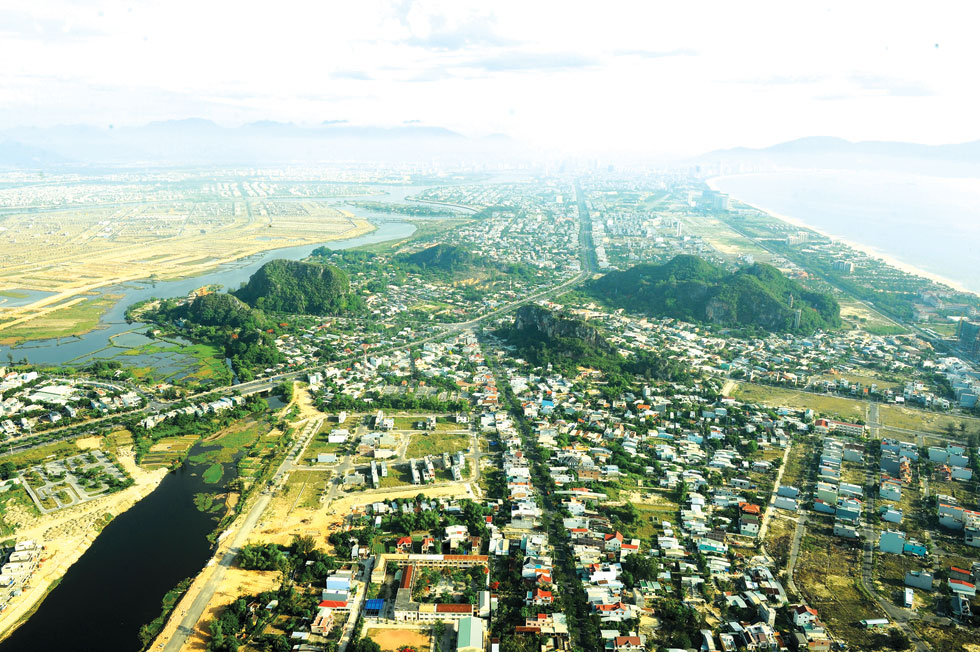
(0, 183), (450, 651)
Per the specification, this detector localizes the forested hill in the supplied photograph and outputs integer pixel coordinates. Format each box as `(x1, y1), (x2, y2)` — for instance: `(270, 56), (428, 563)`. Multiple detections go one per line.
(397, 243), (482, 272)
(233, 259), (359, 315)
(587, 255), (841, 333)
(498, 304), (693, 382)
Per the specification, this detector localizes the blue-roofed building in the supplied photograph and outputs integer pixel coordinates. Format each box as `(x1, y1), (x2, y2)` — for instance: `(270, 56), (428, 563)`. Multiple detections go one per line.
(365, 599), (385, 617)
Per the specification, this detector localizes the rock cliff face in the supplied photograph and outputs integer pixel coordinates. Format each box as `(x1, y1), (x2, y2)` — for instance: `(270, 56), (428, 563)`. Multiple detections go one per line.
(512, 305), (614, 354)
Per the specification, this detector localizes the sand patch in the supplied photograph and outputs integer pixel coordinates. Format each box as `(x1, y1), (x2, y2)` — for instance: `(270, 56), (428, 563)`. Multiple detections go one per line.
(75, 436), (103, 450)
(366, 628), (430, 652)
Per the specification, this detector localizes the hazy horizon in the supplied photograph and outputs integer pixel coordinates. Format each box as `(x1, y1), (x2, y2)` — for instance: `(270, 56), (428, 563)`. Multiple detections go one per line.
(4, 1), (980, 157)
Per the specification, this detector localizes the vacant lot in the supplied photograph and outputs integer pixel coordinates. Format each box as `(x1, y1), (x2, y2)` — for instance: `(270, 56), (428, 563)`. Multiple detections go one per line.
(812, 371), (903, 390)
(794, 523), (882, 647)
(0, 294), (121, 345)
(633, 499), (678, 542)
(141, 434), (200, 468)
(879, 404), (980, 437)
(0, 201), (372, 345)
(365, 628), (430, 652)
(2, 439), (80, 469)
(838, 298), (906, 333)
(733, 383), (866, 422)
(912, 622), (978, 652)
(405, 431), (469, 458)
(392, 416), (459, 432)
(285, 470), (333, 510)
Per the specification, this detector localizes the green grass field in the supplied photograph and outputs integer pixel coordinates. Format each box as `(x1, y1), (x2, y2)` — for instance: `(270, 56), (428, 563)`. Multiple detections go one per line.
(794, 524), (882, 647)
(392, 416), (459, 432)
(0, 293), (122, 345)
(405, 431), (470, 458)
(140, 434), (201, 469)
(732, 383), (867, 422)
(285, 470), (333, 509)
(633, 500), (678, 542)
(202, 463), (224, 484)
(2, 440), (80, 469)
(304, 431), (347, 464)
(0, 485), (40, 536)
(879, 404), (980, 437)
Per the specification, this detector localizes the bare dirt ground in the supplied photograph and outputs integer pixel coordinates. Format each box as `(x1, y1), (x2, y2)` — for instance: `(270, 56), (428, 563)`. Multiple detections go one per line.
(366, 627), (430, 652)
(287, 381), (325, 421)
(170, 568), (281, 652)
(255, 482), (476, 551)
(0, 442), (167, 642)
(74, 436), (102, 450)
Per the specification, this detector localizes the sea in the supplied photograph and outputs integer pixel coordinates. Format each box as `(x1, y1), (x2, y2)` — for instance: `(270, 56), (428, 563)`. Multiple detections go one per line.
(710, 170), (980, 295)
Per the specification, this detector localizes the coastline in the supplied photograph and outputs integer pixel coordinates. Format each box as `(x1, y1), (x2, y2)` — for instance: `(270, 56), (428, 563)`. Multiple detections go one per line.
(707, 175), (974, 296)
(0, 451), (168, 643)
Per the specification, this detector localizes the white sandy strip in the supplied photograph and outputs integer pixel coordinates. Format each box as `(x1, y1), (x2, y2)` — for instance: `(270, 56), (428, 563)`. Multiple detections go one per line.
(707, 174), (973, 295)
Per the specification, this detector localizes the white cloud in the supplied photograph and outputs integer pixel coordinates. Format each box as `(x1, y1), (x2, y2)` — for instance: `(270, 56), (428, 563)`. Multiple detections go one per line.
(1, 0), (979, 156)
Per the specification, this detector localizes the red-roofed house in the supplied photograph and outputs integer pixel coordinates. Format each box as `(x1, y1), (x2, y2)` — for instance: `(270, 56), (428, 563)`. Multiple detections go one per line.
(526, 588), (554, 606)
(949, 578), (977, 596)
(605, 531), (624, 552)
(950, 566), (972, 582)
(613, 636), (645, 652)
(620, 538), (640, 557)
(318, 600), (348, 610)
(792, 605), (819, 626)
(594, 602), (630, 618)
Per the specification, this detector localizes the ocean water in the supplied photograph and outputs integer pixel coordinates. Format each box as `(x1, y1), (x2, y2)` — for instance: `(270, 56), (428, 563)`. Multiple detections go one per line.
(711, 170), (980, 294)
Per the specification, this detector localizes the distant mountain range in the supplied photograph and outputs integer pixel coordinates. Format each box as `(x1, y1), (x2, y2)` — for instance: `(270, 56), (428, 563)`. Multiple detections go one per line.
(703, 136), (980, 174)
(5, 121), (980, 171)
(0, 119), (520, 168)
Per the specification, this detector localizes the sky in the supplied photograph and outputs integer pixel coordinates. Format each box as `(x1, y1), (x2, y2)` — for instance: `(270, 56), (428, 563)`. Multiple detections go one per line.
(2, 0), (979, 157)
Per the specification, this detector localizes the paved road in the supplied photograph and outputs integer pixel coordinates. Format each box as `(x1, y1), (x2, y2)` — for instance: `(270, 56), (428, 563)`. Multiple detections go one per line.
(784, 513), (807, 597)
(162, 416), (323, 652)
(869, 400), (880, 439)
(337, 557), (374, 652)
(2, 257), (591, 461)
(162, 492), (272, 652)
(758, 442), (793, 542)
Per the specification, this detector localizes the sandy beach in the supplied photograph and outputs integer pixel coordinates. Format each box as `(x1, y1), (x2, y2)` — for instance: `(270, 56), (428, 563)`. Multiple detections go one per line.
(707, 174), (975, 296)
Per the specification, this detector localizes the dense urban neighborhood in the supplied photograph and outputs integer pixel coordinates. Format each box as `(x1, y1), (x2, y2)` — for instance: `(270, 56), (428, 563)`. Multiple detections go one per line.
(0, 171), (977, 652)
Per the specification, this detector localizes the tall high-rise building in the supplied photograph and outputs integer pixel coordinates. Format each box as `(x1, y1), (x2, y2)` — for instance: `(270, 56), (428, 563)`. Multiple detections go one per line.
(957, 319), (980, 356)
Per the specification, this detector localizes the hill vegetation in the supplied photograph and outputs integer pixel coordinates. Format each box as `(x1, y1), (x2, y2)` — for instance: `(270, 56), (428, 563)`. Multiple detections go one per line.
(135, 259), (362, 382)
(313, 243), (536, 290)
(587, 255), (841, 333)
(498, 305), (693, 386)
(233, 259), (359, 315)
(398, 243), (482, 272)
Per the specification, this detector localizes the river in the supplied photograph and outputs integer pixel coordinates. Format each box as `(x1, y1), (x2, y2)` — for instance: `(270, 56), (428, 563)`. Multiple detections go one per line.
(0, 453), (226, 652)
(0, 186), (435, 366)
(0, 183), (448, 651)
